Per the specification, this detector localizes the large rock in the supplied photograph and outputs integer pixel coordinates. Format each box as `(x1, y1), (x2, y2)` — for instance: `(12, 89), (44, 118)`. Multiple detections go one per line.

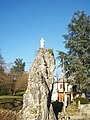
(18, 48), (56, 120)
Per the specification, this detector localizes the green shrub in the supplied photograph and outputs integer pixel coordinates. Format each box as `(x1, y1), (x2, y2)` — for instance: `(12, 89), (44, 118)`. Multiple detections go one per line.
(0, 85), (10, 95)
(15, 91), (25, 96)
(47, 49), (54, 56)
(76, 96), (89, 104)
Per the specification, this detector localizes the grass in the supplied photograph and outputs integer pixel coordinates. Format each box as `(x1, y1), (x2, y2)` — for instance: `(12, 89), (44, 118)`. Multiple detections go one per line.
(67, 103), (78, 115)
(0, 95), (23, 99)
(15, 91), (25, 96)
(0, 95), (23, 112)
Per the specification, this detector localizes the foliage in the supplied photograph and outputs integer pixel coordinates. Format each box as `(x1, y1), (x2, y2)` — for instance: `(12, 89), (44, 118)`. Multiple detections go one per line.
(0, 95), (22, 99)
(67, 103), (78, 115)
(0, 52), (7, 94)
(8, 72), (28, 95)
(15, 91), (25, 96)
(57, 11), (90, 92)
(0, 85), (10, 95)
(9, 58), (26, 95)
(0, 72), (12, 95)
(75, 96), (89, 104)
(47, 49), (54, 56)
(0, 96), (23, 112)
(0, 67), (28, 96)
(11, 58), (25, 76)
(14, 72), (28, 93)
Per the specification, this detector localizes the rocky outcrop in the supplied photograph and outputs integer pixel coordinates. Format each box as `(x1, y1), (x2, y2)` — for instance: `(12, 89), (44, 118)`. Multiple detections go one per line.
(17, 48), (56, 120)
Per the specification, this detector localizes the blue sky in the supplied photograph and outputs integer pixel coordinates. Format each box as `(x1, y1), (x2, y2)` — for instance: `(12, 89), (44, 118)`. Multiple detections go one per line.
(0, 0), (90, 72)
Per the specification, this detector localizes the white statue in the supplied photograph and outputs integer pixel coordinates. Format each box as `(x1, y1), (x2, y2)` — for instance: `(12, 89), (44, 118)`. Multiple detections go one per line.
(40, 37), (45, 48)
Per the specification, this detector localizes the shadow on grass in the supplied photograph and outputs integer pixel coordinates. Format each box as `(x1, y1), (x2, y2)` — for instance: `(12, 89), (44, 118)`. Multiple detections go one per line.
(0, 96), (23, 111)
(52, 100), (63, 120)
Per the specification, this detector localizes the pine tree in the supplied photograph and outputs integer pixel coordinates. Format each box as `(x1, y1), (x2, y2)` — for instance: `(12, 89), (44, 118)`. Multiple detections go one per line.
(57, 11), (90, 92)
(10, 58), (25, 95)
(11, 58), (25, 78)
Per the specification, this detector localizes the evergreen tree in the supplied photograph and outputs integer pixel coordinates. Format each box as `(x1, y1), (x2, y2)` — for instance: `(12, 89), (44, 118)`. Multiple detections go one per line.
(57, 11), (90, 92)
(10, 58), (25, 95)
(11, 58), (25, 78)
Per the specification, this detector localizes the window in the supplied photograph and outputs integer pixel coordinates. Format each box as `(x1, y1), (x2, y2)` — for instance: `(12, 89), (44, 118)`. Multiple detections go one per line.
(60, 84), (63, 89)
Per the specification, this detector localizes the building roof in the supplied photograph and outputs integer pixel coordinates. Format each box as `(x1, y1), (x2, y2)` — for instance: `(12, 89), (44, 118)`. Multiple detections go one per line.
(54, 78), (67, 83)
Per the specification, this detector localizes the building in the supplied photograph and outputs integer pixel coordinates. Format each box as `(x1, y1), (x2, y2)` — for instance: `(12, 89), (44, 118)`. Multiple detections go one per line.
(51, 78), (73, 106)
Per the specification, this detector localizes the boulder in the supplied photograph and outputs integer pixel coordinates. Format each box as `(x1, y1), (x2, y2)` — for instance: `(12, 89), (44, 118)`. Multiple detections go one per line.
(17, 48), (56, 120)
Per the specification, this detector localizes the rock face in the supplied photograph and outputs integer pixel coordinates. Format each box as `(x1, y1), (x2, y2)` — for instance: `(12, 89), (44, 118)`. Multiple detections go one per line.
(18, 48), (56, 120)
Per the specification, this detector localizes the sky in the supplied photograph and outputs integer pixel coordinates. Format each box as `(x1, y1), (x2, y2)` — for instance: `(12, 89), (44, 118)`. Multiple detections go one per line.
(0, 0), (90, 72)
